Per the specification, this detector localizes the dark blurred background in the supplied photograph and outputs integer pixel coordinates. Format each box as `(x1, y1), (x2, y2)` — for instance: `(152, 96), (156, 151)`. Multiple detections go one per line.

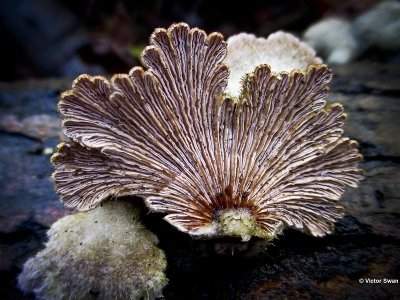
(0, 0), (384, 81)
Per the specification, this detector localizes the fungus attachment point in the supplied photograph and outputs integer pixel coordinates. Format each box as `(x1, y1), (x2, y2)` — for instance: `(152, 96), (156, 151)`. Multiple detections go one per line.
(53, 23), (363, 241)
(216, 209), (260, 242)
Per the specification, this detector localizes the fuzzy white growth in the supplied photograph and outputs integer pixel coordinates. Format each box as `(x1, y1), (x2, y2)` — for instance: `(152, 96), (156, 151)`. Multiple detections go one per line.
(303, 18), (359, 65)
(224, 32), (322, 99)
(18, 200), (167, 300)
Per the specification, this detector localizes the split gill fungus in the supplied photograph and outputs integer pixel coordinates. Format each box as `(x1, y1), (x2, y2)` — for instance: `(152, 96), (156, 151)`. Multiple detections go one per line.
(52, 23), (363, 242)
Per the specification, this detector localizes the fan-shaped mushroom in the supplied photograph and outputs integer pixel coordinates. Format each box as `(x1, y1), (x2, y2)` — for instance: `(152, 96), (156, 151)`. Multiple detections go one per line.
(53, 23), (363, 241)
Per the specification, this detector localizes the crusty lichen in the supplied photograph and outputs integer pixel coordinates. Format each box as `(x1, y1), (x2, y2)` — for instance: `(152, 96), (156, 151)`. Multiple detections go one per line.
(18, 200), (167, 300)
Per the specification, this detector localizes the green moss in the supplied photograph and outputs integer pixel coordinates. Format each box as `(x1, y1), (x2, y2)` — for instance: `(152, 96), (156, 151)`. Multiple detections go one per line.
(130, 45), (145, 60)
(18, 200), (167, 300)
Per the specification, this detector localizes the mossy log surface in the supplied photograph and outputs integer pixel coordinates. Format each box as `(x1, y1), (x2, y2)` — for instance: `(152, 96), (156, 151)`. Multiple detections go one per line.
(1, 61), (399, 299)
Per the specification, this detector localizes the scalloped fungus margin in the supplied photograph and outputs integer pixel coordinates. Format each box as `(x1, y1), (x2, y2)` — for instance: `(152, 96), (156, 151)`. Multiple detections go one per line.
(52, 23), (363, 241)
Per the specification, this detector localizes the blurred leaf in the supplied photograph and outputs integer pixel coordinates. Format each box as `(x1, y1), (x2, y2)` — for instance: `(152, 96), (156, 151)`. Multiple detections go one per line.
(130, 45), (145, 59)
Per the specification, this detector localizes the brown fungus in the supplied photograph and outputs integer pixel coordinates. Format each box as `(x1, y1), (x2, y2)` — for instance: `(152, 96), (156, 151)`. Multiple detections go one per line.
(52, 23), (363, 241)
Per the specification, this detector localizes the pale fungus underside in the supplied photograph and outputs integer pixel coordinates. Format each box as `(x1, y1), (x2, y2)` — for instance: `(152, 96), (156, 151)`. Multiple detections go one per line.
(52, 23), (363, 241)
(224, 31), (323, 98)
